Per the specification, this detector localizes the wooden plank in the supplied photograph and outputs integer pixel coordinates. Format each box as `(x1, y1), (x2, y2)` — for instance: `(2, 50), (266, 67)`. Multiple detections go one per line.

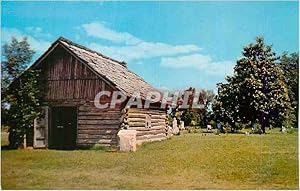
(78, 134), (116, 139)
(79, 106), (122, 112)
(128, 122), (145, 127)
(77, 143), (115, 147)
(128, 109), (166, 115)
(78, 119), (120, 125)
(78, 124), (120, 130)
(127, 118), (146, 122)
(77, 138), (117, 144)
(128, 126), (164, 131)
(151, 122), (167, 127)
(78, 115), (121, 120)
(136, 129), (166, 136)
(78, 129), (119, 134)
(78, 111), (121, 116)
(127, 113), (167, 119)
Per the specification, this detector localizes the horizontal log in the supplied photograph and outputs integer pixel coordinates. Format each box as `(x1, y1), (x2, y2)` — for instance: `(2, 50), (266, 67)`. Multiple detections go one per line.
(128, 108), (166, 114)
(136, 129), (166, 136)
(128, 126), (165, 131)
(77, 143), (116, 147)
(127, 118), (146, 123)
(79, 106), (122, 112)
(127, 113), (146, 118)
(78, 115), (121, 120)
(78, 119), (120, 125)
(127, 113), (167, 119)
(78, 110), (121, 115)
(78, 129), (119, 134)
(78, 134), (117, 139)
(77, 138), (117, 144)
(151, 119), (166, 123)
(78, 124), (120, 130)
(151, 122), (167, 126)
(151, 114), (167, 119)
(128, 118), (166, 123)
(128, 122), (145, 127)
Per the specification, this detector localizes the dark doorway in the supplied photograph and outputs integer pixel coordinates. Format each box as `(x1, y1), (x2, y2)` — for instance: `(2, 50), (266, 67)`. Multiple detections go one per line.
(49, 107), (77, 150)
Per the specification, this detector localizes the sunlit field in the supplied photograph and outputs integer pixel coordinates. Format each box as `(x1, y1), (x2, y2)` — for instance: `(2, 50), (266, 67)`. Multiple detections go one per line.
(1, 129), (298, 189)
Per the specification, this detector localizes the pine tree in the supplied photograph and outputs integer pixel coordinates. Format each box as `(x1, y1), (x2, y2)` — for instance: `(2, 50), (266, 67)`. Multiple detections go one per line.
(2, 37), (42, 148)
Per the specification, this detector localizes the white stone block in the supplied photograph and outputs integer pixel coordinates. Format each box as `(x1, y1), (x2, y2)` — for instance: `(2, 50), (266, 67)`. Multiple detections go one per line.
(117, 130), (137, 152)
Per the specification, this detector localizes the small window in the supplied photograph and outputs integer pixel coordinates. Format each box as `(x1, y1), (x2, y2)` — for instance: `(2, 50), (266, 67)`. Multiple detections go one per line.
(145, 114), (151, 128)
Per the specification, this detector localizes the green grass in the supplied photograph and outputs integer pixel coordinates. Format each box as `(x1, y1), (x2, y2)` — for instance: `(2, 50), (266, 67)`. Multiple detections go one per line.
(1, 129), (298, 189)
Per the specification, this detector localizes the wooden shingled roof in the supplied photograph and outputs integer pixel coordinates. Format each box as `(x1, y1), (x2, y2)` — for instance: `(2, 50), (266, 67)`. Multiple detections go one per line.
(42, 37), (159, 98)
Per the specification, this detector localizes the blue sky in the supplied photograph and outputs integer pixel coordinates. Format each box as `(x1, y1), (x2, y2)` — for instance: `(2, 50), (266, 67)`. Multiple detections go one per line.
(2, 1), (298, 92)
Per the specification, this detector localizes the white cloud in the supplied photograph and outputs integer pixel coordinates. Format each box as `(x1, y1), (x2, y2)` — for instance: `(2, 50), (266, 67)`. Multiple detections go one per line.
(25, 27), (52, 39)
(82, 22), (141, 45)
(160, 54), (235, 75)
(81, 21), (201, 62)
(81, 21), (235, 77)
(89, 41), (201, 62)
(2, 28), (51, 53)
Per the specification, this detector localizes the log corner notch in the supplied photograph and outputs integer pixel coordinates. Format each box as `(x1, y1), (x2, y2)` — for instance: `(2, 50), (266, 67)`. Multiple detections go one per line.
(120, 107), (129, 130)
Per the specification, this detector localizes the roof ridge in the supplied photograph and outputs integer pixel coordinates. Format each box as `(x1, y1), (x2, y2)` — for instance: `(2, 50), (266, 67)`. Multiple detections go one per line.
(57, 36), (127, 68)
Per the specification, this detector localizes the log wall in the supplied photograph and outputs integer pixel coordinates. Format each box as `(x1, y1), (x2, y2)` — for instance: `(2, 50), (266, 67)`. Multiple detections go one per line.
(123, 108), (167, 144)
(77, 102), (123, 147)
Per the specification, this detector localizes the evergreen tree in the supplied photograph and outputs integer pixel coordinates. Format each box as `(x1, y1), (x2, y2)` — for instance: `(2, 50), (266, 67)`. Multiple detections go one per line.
(1, 37), (42, 148)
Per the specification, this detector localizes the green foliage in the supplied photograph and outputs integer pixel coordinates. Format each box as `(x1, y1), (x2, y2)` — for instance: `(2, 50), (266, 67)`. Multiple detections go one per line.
(1, 37), (34, 89)
(223, 122), (232, 133)
(182, 111), (200, 126)
(283, 112), (296, 129)
(182, 112), (192, 125)
(213, 37), (292, 133)
(235, 122), (246, 130)
(208, 120), (216, 128)
(1, 37), (42, 148)
(279, 52), (298, 127)
(167, 114), (173, 125)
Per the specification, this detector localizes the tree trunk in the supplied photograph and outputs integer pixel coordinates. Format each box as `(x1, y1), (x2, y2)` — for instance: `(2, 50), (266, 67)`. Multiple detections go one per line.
(261, 111), (265, 134)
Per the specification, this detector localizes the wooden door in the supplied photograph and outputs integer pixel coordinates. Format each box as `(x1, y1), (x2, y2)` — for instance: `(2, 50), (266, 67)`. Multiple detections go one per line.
(34, 106), (49, 148)
(49, 107), (77, 149)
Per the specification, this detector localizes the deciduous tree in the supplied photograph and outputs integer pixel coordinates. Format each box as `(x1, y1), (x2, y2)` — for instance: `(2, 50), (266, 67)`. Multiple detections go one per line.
(214, 37), (291, 133)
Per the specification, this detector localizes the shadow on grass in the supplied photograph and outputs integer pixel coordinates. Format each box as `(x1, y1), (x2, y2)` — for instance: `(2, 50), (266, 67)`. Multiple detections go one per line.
(1, 145), (16, 150)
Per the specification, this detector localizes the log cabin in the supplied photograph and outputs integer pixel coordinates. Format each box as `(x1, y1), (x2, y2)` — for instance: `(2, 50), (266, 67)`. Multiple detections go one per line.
(24, 37), (168, 149)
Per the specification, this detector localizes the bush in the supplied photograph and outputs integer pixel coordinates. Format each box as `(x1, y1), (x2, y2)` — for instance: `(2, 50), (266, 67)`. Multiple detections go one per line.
(235, 122), (246, 130)
(182, 112), (192, 126)
(208, 120), (216, 128)
(182, 112), (200, 126)
(223, 122), (231, 133)
(167, 115), (173, 125)
(287, 128), (297, 134)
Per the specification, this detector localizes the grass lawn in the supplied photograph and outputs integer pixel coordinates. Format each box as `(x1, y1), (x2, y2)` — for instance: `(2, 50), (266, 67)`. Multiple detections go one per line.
(1, 129), (298, 189)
